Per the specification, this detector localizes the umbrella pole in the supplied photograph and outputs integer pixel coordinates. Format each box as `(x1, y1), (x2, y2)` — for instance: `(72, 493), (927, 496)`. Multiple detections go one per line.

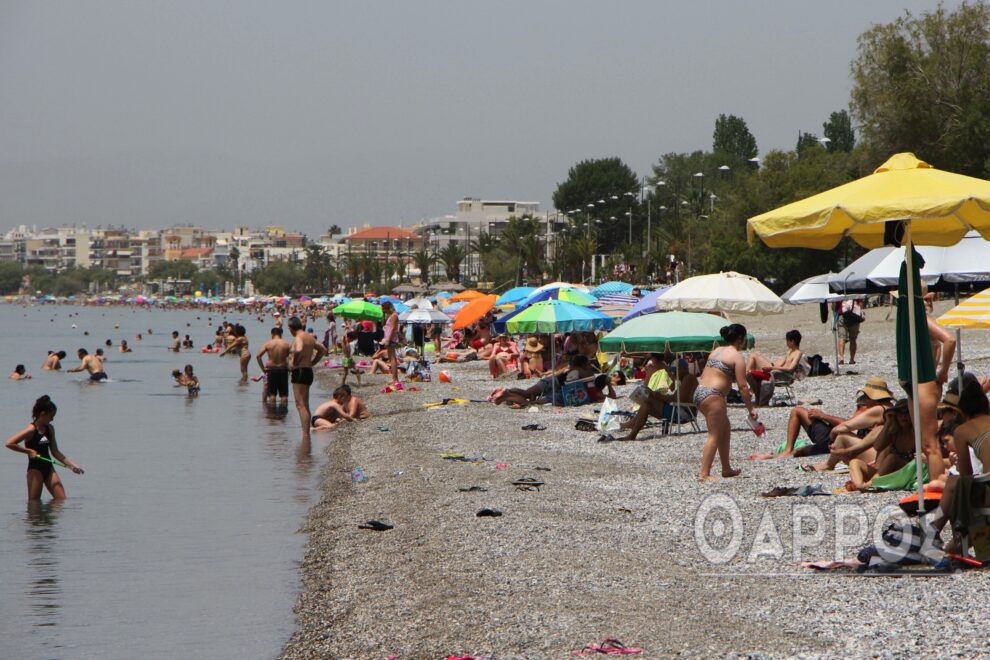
(832, 307), (840, 377)
(904, 226), (927, 518)
(955, 284), (964, 382)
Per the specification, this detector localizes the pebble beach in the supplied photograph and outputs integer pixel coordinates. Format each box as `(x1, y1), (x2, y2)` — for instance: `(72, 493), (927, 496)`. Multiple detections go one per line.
(281, 299), (990, 658)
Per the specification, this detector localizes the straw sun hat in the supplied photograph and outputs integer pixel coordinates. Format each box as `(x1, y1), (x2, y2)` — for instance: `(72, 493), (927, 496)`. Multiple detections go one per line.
(857, 376), (894, 401)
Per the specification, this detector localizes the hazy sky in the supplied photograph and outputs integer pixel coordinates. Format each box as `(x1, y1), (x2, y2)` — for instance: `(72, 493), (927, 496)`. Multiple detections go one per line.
(0, 1), (961, 235)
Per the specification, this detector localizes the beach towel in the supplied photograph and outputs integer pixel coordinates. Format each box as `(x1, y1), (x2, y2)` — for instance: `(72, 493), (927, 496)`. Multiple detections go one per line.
(647, 369), (672, 393)
(870, 459), (929, 491)
(775, 437), (812, 454)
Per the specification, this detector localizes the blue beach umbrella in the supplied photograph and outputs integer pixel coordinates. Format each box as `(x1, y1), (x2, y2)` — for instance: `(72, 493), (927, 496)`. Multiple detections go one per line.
(622, 287), (671, 322)
(591, 281), (634, 297)
(495, 286), (536, 306)
(505, 299), (614, 334)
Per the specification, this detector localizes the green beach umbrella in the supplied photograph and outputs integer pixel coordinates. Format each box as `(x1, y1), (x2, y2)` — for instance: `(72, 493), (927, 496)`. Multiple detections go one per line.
(333, 299), (383, 322)
(598, 311), (755, 354)
(504, 299), (614, 334)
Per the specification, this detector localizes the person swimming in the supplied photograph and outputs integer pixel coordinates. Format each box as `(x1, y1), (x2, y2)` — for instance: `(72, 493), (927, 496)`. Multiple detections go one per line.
(5, 395), (84, 500)
(9, 364), (31, 380)
(42, 351), (67, 370)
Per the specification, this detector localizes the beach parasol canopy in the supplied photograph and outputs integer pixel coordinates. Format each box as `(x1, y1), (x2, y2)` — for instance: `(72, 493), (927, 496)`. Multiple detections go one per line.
(405, 297), (434, 310)
(392, 283), (427, 294)
(827, 248), (897, 293)
(622, 288), (671, 322)
(518, 286), (596, 307)
(448, 289), (486, 303)
(845, 232), (990, 292)
(452, 294), (498, 330)
(495, 286), (535, 306)
(656, 271), (784, 315)
(782, 273), (857, 304)
(748, 152), (990, 514)
(443, 301), (467, 314)
(399, 308), (452, 325)
(429, 281), (465, 292)
(599, 311), (754, 354)
(591, 281), (635, 297)
(749, 153), (990, 249)
(590, 294), (638, 320)
(333, 299), (383, 321)
(937, 286), (990, 329)
(530, 281), (591, 296)
(504, 299), (614, 334)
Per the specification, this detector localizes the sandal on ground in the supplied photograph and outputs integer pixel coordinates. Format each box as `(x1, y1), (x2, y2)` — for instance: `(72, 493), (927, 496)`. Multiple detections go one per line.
(357, 520), (394, 531)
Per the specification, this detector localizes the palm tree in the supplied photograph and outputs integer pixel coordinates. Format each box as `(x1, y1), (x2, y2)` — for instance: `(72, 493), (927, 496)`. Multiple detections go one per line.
(470, 231), (501, 281)
(412, 249), (437, 285)
(499, 215), (542, 284)
(569, 236), (597, 283)
(437, 243), (466, 282)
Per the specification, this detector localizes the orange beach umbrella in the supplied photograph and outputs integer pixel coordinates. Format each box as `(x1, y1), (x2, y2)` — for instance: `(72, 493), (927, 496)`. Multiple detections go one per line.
(452, 294), (498, 330)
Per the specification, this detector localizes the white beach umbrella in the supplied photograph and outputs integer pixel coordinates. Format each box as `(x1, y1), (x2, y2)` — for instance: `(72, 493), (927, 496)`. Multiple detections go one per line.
(398, 308), (452, 324)
(782, 273), (857, 304)
(656, 271), (784, 315)
(405, 297), (434, 310)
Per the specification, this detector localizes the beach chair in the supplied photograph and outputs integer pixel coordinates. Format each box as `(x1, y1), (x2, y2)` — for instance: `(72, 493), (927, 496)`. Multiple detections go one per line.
(660, 402), (704, 435)
(769, 370), (798, 406)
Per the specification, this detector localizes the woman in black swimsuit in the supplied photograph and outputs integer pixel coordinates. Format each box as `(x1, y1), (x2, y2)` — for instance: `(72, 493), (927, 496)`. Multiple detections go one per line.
(5, 395), (83, 500)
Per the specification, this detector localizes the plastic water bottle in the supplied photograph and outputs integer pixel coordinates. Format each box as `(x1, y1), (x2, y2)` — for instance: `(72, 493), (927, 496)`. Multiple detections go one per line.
(747, 416), (766, 437)
(351, 468), (366, 482)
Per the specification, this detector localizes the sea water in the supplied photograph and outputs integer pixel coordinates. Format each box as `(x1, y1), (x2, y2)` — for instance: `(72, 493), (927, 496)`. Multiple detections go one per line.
(0, 304), (329, 659)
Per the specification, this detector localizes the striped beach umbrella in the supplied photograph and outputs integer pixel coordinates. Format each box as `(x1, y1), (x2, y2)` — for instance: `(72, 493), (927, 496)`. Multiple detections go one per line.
(591, 281), (634, 297)
(591, 294), (638, 320)
(937, 286), (990, 329)
(505, 300), (614, 334)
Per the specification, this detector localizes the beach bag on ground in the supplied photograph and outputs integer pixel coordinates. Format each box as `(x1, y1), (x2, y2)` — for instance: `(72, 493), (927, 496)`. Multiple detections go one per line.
(597, 397), (619, 432)
(562, 380), (591, 407)
(806, 354), (832, 377)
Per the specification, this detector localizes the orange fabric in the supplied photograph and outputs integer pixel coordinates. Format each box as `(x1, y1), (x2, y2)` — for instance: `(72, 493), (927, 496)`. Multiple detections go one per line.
(452, 294), (498, 330)
(448, 289), (486, 303)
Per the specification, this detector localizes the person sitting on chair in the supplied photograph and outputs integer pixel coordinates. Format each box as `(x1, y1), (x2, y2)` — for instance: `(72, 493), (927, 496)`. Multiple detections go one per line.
(617, 360), (699, 441)
(745, 329), (803, 404)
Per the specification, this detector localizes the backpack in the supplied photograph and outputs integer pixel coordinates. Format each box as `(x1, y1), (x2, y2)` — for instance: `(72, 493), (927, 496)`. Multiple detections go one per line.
(806, 354), (832, 377)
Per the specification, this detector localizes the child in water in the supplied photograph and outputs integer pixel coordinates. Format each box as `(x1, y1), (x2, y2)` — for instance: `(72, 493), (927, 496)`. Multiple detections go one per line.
(172, 365), (200, 395)
(5, 395), (84, 500)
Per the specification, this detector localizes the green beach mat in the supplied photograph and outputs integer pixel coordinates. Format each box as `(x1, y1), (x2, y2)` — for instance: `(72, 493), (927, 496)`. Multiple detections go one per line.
(870, 459), (929, 491)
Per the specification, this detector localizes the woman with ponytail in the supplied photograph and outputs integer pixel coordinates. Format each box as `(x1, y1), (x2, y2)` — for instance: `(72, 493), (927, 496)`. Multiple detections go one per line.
(5, 395), (83, 499)
(695, 323), (758, 481)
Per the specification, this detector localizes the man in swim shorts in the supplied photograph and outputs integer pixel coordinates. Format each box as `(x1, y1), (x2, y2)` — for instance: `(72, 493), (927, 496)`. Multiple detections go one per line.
(67, 348), (108, 381)
(256, 326), (291, 405)
(288, 316), (326, 441)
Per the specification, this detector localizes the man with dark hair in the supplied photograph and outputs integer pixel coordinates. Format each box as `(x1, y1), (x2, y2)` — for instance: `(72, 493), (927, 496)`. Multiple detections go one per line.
(745, 329), (803, 399)
(67, 348), (108, 382)
(256, 326), (291, 405)
(288, 316), (326, 440)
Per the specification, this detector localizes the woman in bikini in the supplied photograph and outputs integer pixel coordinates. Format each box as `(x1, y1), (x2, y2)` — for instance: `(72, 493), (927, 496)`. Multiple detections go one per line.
(380, 302), (400, 383)
(5, 395), (84, 500)
(222, 324), (250, 382)
(696, 324), (758, 481)
(845, 399), (917, 490)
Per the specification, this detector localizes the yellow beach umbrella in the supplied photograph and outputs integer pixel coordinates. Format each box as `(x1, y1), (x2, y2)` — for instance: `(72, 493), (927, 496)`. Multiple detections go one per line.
(748, 153), (990, 249)
(749, 153), (990, 511)
(937, 287), (990, 329)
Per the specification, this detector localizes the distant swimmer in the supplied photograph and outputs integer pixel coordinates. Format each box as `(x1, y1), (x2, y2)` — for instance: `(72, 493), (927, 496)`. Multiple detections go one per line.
(170, 331), (181, 352)
(9, 364), (31, 380)
(256, 326), (291, 405)
(288, 316), (327, 441)
(119, 340), (132, 353)
(42, 351), (67, 371)
(222, 324), (250, 382)
(5, 395), (83, 500)
(67, 348), (108, 382)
